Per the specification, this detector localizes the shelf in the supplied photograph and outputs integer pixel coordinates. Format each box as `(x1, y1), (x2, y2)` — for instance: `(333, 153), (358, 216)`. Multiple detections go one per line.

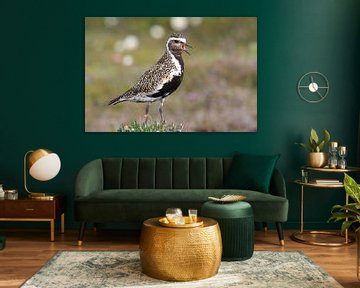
(301, 166), (360, 173)
(294, 179), (344, 188)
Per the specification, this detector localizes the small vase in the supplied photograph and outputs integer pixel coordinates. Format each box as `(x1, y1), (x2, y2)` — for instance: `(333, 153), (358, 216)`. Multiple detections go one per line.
(308, 152), (328, 168)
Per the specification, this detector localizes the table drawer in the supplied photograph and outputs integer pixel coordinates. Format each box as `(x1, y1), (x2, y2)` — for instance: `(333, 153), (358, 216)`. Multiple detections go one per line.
(0, 201), (55, 218)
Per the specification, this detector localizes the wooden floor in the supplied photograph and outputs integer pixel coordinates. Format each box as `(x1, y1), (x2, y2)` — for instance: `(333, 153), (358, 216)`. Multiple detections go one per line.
(0, 228), (358, 288)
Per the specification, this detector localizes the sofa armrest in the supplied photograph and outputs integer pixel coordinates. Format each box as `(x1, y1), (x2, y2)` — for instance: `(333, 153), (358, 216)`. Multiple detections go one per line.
(75, 159), (104, 199)
(269, 168), (287, 198)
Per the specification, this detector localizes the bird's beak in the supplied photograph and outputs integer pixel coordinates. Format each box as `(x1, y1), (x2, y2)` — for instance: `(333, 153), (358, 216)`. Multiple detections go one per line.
(183, 43), (192, 55)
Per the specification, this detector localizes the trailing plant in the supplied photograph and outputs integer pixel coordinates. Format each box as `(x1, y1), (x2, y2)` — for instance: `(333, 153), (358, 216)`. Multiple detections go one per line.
(329, 173), (360, 233)
(296, 128), (330, 152)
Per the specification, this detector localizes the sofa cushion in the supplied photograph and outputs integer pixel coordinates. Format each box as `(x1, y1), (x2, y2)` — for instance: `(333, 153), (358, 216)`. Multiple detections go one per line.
(75, 188), (288, 222)
(223, 153), (280, 193)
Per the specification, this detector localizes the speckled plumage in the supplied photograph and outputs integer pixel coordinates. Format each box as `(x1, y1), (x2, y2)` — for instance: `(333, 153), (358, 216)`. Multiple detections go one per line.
(108, 33), (190, 123)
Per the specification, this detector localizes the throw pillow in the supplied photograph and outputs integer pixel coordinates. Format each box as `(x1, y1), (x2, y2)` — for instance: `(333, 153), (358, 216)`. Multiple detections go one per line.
(223, 153), (280, 193)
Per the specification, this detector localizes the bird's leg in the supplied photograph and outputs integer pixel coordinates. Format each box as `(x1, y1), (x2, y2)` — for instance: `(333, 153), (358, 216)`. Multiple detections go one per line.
(159, 99), (166, 124)
(144, 103), (150, 124)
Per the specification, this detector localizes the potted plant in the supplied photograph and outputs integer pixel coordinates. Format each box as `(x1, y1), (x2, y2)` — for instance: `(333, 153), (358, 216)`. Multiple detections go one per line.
(329, 173), (360, 233)
(329, 173), (360, 279)
(296, 128), (330, 167)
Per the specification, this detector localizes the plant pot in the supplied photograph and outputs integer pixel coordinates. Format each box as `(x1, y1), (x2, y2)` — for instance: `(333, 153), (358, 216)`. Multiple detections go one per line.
(308, 152), (328, 168)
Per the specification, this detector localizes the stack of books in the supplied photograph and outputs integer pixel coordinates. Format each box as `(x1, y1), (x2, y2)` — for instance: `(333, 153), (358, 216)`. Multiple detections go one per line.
(314, 179), (341, 185)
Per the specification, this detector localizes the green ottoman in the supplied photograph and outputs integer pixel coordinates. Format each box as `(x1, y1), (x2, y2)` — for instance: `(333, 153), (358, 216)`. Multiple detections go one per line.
(201, 201), (254, 261)
(0, 236), (6, 250)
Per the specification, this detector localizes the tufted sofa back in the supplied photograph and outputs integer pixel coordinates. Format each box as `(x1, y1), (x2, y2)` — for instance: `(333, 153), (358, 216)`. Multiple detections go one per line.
(102, 158), (233, 190)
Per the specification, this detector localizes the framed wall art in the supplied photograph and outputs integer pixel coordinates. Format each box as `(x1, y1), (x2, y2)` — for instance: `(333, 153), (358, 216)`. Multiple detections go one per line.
(85, 17), (257, 132)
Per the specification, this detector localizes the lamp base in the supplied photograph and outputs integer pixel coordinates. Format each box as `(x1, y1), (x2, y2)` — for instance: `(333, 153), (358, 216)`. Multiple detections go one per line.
(28, 192), (55, 200)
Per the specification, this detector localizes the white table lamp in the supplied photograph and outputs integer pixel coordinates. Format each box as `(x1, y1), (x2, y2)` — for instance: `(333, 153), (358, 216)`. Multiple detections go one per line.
(24, 149), (61, 199)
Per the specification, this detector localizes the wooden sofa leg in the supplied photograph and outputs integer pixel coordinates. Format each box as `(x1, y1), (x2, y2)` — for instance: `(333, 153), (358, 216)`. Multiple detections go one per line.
(262, 222), (268, 232)
(276, 222), (285, 246)
(77, 222), (86, 246)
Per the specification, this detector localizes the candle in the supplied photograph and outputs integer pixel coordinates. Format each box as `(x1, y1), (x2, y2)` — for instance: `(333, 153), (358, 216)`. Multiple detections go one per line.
(338, 146), (346, 153)
(328, 142), (338, 168)
(337, 146), (347, 169)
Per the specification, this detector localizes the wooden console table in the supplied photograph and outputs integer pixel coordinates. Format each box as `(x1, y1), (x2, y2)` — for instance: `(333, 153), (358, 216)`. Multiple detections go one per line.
(0, 195), (65, 241)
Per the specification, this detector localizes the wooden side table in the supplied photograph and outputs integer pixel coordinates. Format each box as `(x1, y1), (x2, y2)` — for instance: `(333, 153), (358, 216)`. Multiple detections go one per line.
(0, 195), (66, 241)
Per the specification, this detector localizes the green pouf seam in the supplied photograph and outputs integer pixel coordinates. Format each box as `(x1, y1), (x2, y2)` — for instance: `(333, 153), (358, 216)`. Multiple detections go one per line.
(201, 201), (254, 261)
(217, 217), (254, 260)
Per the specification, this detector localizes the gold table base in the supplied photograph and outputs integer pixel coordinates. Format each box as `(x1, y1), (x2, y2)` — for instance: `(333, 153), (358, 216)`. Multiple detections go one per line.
(140, 217), (222, 281)
(291, 230), (355, 247)
(293, 174), (359, 247)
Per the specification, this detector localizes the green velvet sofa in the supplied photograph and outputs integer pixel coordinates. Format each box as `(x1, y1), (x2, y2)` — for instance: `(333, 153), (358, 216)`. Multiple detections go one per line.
(74, 157), (288, 245)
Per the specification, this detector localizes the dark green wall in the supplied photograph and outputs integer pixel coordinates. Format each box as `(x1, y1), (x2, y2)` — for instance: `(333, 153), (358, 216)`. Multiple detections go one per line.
(1, 0), (359, 230)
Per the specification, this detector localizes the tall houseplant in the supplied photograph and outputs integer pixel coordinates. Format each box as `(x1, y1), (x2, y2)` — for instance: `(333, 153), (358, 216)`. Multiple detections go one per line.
(329, 173), (360, 279)
(329, 173), (360, 234)
(296, 128), (330, 167)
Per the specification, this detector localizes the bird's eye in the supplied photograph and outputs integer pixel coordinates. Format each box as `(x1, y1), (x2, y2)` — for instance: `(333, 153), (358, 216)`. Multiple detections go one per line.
(174, 40), (180, 43)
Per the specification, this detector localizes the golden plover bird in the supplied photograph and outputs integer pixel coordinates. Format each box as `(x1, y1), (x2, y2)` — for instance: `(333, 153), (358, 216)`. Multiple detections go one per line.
(108, 32), (191, 123)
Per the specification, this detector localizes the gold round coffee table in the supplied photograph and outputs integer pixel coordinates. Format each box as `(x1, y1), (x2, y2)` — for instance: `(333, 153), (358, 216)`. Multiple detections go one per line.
(139, 217), (222, 281)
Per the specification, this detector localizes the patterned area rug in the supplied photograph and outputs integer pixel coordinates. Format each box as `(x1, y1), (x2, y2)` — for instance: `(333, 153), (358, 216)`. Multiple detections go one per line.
(21, 251), (342, 288)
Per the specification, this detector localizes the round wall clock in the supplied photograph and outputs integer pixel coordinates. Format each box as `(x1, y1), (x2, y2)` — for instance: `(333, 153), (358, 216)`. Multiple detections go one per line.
(297, 72), (329, 103)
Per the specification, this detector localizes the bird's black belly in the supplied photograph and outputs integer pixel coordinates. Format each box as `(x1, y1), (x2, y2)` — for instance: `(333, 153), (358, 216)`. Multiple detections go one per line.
(150, 75), (183, 100)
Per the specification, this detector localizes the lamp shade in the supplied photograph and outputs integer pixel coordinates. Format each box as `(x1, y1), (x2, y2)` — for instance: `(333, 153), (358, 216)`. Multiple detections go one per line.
(28, 149), (61, 181)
